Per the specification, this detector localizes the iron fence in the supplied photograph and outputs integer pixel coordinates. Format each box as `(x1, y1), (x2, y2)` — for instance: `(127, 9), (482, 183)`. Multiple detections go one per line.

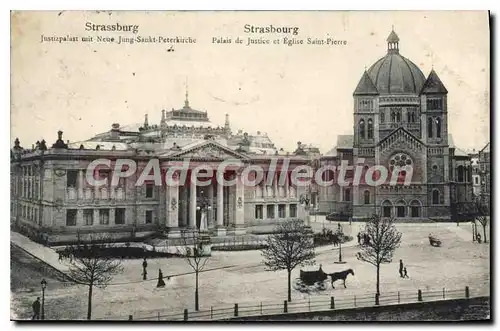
(97, 284), (487, 321)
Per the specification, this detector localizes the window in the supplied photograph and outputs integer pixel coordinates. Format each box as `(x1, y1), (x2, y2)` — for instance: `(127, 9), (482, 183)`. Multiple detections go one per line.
(278, 204), (286, 218)
(99, 209), (110, 225)
(427, 117), (433, 138)
(67, 170), (78, 188)
(427, 98), (443, 110)
(410, 200), (420, 218)
(66, 209), (77, 226)
(146, 184), (154, 198)
(382, 201), (392, 217)
(396, 111), (401, 122)
(391, 111), (396, 122)
(255, 205), (263, 219)
(367, 119), (373, 139)
(115, 208), (125, 224)
(436, 117), (441, 138)
(475, 177), (479, 185)
(98, 169), (111, 186)
(267, 205), (275, 219)
(83, 209), (93, 226)
(396, 206), (406, 217)
(457, 166), (465, 182)
(145, 210), (153, 224)
(359, 99), (373, 111)
(343, 188), (351, 202)
(432, 190), (440, 205)
(359, 119), (365, 139)
(364, 190), (370, 204)
(289, 204), (297, 218)
(380, 112), (385, 123)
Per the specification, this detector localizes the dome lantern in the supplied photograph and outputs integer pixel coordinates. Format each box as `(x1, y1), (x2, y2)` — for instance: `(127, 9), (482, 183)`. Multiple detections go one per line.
(387, 26), (400, 54)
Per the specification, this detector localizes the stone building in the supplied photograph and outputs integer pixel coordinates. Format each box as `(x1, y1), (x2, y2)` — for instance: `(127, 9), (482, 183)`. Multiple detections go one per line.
(10, 92), (311, 244)
(319, 29), (473, 221)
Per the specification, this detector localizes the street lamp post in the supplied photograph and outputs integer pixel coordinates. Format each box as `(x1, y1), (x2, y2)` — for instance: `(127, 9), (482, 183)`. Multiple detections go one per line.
(335, 223), (346, 264)
(41, 278), (47, 320)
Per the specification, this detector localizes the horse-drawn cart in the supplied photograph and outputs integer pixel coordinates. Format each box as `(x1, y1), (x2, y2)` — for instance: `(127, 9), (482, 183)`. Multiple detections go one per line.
(428, 234), (441, 247)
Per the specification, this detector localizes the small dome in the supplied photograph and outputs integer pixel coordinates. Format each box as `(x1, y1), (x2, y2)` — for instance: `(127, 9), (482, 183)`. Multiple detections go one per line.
(366, 30), (426, 95)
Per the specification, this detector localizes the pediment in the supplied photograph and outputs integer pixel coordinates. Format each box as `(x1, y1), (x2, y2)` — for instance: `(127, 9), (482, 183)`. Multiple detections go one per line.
(169, 141), (249, 160)
(379, 127), (425, 153)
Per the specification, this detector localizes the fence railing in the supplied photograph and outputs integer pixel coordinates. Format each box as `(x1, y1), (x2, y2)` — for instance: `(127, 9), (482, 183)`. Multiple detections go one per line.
(99, 285), (487, 321)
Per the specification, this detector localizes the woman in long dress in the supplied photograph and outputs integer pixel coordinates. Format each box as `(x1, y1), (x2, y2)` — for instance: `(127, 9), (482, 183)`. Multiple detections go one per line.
(157, 269), (166, 288)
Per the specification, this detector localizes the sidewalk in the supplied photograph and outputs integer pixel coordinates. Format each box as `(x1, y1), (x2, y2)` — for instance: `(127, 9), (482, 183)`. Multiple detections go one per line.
(10, 231), (69, 273)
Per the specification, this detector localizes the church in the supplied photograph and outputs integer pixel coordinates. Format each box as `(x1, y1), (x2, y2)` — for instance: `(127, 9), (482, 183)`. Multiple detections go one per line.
(318, 29), (473, 221)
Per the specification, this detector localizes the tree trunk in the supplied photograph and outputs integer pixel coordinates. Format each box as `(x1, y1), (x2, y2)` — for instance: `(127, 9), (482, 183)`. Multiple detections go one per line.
(195, 270), (199, 311)
(287, 270), (292, 302)
(376, 264), (380, 295)
(483, 224), (487, 243)
(87, 284), (93, 320)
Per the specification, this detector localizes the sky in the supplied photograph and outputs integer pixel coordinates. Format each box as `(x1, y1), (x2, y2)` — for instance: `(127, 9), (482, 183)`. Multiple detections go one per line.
(11, 10), (490, 153)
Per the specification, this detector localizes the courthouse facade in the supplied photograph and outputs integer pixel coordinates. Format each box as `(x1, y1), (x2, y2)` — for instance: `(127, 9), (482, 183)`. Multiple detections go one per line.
(11, 93), (312, 243)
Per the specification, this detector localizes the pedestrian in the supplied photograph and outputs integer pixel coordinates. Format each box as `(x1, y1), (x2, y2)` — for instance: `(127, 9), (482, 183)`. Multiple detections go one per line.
(403, 267), (409, 278)
(357, 232), (361, 245)
(476, 233), (482, 244)
(157, 269), (166, 288)
(399, 259), (404, 278)
(142, 258), (148, 280)
(32, 297), (41, 320)
(58, 252), (62, 262)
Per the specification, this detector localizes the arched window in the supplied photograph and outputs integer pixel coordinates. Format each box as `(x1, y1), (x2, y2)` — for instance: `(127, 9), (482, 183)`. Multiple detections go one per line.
(395, 200), (406, 217)
(457, 165), (465, 182)
(380, 112), (385, 123)
(396, 111), (401, 122)
(407, 112), (411, 123)
(432, 190), (440, 205)
(427, 117), (433, 138)
(410, 200), (421, 218)
(364, 190), (370, 204)
(382, 200), (392, 218)
(359, 119), (365, 139)
(344, 188), (351, 202)
(436, 117), (441, 138)
(391, 111), (395, 122)
(367, 119), (373, 139)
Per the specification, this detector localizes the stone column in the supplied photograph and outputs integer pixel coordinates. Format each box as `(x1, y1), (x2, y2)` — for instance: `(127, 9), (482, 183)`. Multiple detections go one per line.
(167, 181), (180, 238)
(78, 170), (84, 199)
(285, 171), (289, 199)
(208, 182), (214, 228)
(189, 174), (196, 228)
(93, 209), (99, 226)
(181, 187), (188, 227)
(77, 209), (83, 226)
(216, 171), (226, 236)
(234, 171), (245, 234)
(109, 208), (115, 225)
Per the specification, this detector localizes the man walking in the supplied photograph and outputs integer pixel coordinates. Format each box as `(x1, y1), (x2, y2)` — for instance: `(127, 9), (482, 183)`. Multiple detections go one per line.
(399, 259), (404, 278)
(142, 257), (148, 280)
(32, 297), (41, 320)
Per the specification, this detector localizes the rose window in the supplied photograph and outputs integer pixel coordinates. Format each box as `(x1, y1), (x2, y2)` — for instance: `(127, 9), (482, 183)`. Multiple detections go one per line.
(389, 153), (413, 173)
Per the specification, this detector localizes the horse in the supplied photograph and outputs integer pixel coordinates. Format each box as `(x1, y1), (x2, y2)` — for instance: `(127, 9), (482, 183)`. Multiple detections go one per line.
(328, 269), (355, 289)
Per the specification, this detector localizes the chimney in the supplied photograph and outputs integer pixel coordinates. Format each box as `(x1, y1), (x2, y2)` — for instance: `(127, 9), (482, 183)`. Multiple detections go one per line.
(111, 123), (120, 140)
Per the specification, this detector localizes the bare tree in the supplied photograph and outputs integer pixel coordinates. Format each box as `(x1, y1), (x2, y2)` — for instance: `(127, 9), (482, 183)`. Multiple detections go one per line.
(475, 197), (490, 243)
(357, 214), (401, 303)
(63, 234), (124, 320)
(177, 231), (211, 311)
(261, 219), (316, 302)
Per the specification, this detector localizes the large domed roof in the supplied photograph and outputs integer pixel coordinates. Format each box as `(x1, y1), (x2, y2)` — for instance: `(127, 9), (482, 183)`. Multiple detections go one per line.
(365, 30), (426, 95)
